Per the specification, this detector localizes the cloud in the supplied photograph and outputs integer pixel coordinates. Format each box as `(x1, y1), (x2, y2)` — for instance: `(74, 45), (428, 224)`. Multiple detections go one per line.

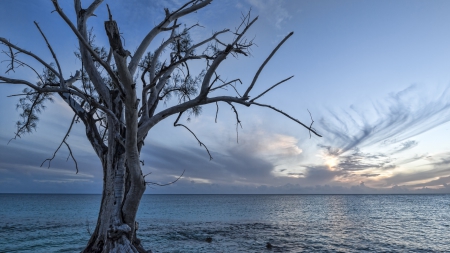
(303, 165), (343, 184)
(245, 0), (292, 28)
(317, 145), (395, 175)
(320, 84), (450, 153)
(408, 176), (450, 188)
(237, 132), (303, 159)
(141, 142), (275, 186)
(146, 180), (450, 194)
(141, 130), (306, 186)
(337, 149), (393, 171)
(287, 172), (304, 177)
(391, 140), (418, 154)
(360, 173), (380, 177)
(375, 155), (450, 188)
(0, 135), (102, 193)
(396, 154), (429, 166)
(306, 85), (450, 187)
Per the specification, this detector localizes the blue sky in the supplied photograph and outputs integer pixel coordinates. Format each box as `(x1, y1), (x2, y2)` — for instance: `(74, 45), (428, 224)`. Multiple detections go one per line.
(1, 0), (450, 194)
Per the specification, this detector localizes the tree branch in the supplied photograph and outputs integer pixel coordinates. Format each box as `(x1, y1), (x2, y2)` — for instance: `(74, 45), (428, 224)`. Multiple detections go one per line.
(0, 38), (61, 78)
(307, 109), (316, 139)
(85, 0), (104, 17)
(227, 102), (242, 143)
(51, 0), (119, 87)
(174, 111), (212, 160)
(250, 75), (293, 102)
(243, 32), (293, 99)
(145, 169), (185, 186)
(64, 139), (79, 173)
(2, 57), (45, 84)
(199, 17), (258, 96)
(41, 114), (79, 173)
(215, 102), (219, 123)
(128, 0), (213, 76)
(210, 78), (242, 97)
(251, 102), (322, 137)
(34, 21), (65, 88)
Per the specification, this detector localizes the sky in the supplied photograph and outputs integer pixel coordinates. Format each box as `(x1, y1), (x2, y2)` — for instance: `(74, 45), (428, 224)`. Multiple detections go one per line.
(1, 0), (450, 194)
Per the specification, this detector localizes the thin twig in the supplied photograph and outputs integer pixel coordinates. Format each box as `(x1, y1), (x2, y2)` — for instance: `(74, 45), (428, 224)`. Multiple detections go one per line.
(34, 21), (65, 88)
(215, 102), (219, 123)
(8, 91), (45, 143)
(251, 102), (322, 137)
(6, 58), (45, 85)
(227, 102), (242, 143)
(307, 109), (316, 139)
(7, 44), (15, 72)
(146, 169), (185, 186)
(64, 140), (79, 173)
(7, 92), (39, 97)
(174, 112), (212, 160)
(40, 114), (79, 172)
(250, 75), (293, 102)
(210, 78), (242, 93)
(0, 38), (61, 79)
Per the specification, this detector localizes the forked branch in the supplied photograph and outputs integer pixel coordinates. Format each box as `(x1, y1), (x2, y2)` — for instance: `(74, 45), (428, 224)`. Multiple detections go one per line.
(51, 0), (119, 86)
(0, 38), (61, 79)
(243, 32), (294, 99)
(40, 114), (79, 173)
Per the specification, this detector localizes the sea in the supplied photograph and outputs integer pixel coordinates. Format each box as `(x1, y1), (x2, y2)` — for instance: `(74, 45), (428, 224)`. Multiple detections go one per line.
(0, 194), (449, 253)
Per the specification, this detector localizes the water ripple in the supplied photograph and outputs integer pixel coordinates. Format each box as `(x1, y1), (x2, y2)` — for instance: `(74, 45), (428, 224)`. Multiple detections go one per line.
(1, 194), (449, 252)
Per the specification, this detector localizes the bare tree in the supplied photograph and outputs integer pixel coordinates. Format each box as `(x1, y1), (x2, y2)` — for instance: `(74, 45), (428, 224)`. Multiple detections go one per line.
(0, 0), (321, 252)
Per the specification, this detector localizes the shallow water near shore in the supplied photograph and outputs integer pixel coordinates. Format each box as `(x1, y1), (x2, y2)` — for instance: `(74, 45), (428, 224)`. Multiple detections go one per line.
(1, 194), (449, 252)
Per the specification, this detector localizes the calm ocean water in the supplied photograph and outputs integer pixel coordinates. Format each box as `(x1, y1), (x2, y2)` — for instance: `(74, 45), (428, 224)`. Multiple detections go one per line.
(0, 194), (449, 252)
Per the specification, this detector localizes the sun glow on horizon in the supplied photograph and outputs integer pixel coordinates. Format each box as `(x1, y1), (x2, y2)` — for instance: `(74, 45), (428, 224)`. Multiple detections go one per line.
(320, 154), (339, 170)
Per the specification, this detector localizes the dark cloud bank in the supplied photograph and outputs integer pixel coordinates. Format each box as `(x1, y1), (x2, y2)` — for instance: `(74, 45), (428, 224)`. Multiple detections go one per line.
(2, 85), (450, 194)
(1, 137), (450, 193)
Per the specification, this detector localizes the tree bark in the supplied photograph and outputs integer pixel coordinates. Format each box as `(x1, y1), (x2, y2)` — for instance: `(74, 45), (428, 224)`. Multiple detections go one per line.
(83, 140), (147, 252)
(74, 6), (148, 252)
(83, 176), (146, 253)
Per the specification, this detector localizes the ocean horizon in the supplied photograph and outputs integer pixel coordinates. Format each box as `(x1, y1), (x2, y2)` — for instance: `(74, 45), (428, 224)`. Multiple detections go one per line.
(1, 194), (449, 252)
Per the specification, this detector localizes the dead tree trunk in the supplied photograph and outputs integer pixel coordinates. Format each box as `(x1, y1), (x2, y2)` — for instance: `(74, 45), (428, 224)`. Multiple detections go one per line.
(0, 0), (322, 252)
(83, 158), (146, 253)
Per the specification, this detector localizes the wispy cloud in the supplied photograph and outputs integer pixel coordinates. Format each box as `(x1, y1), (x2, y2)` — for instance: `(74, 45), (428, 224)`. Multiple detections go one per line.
(408, 176), (450, 188)
(320, 84), (450, 153)
(300, 84), (450, 188)
(245, 0), (292, 28)
(391, 140), (418, 154)
(337, 149), (393, 171)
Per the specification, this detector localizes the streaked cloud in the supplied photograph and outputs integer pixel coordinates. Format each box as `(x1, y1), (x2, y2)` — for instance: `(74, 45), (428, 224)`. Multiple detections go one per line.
(320, 85), (450, 153)
(391, 140), (418, 154)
